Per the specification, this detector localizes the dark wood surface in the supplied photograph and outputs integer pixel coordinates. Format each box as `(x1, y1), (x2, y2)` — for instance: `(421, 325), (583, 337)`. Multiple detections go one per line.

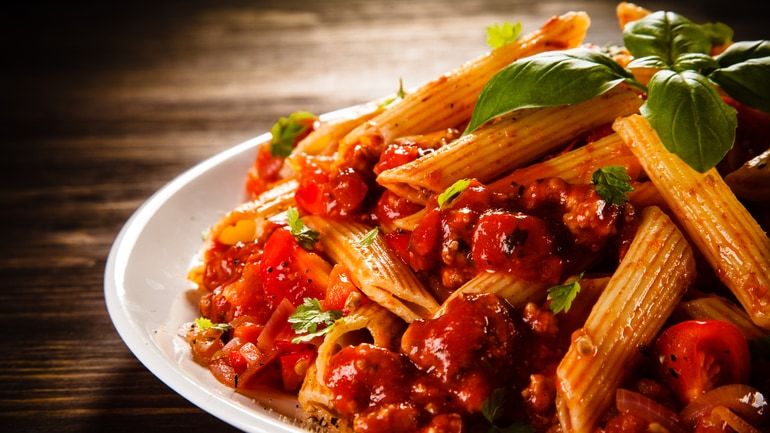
(1, 1), (766, 432)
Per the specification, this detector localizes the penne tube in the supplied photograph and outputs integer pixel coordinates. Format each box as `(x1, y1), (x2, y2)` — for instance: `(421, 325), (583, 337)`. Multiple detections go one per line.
(209, 178), (298, 245)
(616, 2), (651, 29)
(304, 216), (439, 322)
(614, 114), (770, 329)
(336, 11), (592, 163)
(291, 104), (383, 158)
(437, 272), (547, 315)
(391, 208), (427, 232)
(725, 148), (770, 202)
(556, 206), (696, 433)
(627, 181), (666, 209)
(378, 86), (642, 204)
(488, 133), (642, 189)
(680, 296), (769, 340)
(299, 302), (402, 431)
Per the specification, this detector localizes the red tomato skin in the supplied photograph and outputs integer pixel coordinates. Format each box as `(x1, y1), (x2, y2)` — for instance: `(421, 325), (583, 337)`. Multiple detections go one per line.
(374, 143), (420, 174)
(655, 320), (750, 405)
(323, 265), (363, 313)
(259, 228), (324, 311)
(279, 350), (315, 391)
(471, 211), (562, 284)
(233, 323), (263, 344)
(384, 231), (411, 265)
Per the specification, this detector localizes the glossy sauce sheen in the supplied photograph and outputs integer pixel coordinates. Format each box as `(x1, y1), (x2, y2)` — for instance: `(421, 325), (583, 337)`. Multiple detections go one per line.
(325, 294), (519, 433)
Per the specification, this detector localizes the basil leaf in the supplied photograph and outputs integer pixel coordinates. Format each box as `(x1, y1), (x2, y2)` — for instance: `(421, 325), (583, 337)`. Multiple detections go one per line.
(716, 40), (770, 67)
(674, 53), (719, 73)
(710, 57), (770, 113)
(623, 11), (710, 66)
(701, 22), (733, 46)
(465, 48), (633, 133)
(641, 70), (737, 172)
(627, 55), (667, 69)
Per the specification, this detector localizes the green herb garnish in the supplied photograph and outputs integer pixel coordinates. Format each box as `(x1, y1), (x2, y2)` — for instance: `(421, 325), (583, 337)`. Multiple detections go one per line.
(288, 298), (342, 344)
(269, 111), (317, 157)
(466, 9), (770, 173)
(591, 166), (634, 205)
(481, 388), (535, 433)
(194, 317), (231, 332)
(437, 178), (472, 209)
(358, 227), (379, 247)
(380, 78), (407, 108)
(287, 206), (320, 250)
(486, 21), (522, 49)
(547, 273), (584, 314)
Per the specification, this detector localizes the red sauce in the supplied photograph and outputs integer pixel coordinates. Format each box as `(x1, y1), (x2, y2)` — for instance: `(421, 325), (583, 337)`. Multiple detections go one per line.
(325, 293), (521, 433)
(374, 190), (422, 230)
(295, 158), (370, 218)
(408, 179), (633, 290)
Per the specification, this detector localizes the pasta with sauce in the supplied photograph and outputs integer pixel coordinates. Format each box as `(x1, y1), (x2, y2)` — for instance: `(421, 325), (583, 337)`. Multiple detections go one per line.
(186, 3), (770, 433)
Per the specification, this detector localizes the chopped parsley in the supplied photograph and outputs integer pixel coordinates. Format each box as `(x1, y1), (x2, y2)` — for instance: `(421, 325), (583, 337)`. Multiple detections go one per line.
(486, 21), (522, 49)
(269, 111), (317, 157)
(547, 273), (584, 314)
(380, 78), (407, 108)
(358, 227), (379, 247)
(286, 206), (319, 250)
(481, 388), (535, 433)
(437, 178), (472, 209)
(194, 317), (231, 332)
(288, 298), (342, 344)
(592, 166), (634, 205)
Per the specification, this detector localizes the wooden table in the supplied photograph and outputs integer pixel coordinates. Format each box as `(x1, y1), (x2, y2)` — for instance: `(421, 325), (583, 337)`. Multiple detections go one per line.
(1, 1), (766, 431)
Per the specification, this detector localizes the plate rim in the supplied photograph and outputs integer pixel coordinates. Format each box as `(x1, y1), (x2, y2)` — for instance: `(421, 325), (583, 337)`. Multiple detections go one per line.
(103, 103), (371, 432)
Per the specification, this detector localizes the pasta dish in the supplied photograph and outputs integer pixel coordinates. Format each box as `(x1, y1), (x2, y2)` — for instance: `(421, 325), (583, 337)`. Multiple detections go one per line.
(185, 3), (770, 432)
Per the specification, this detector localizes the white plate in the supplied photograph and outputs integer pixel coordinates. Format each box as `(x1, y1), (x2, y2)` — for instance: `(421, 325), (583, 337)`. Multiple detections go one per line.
(104, 104), (372, 432)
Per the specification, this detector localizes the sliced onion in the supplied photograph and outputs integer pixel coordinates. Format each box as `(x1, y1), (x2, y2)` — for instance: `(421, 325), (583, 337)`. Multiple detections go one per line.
(710, 406), (762, 433)
(257, 298), (295, 354)
(616, 388), (688, 433)
(681, 384), (767, 426)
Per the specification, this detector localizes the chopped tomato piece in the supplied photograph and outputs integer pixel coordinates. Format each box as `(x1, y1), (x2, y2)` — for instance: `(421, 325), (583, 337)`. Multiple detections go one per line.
(655, 320), (750, 405)
(279, 350), (315, 391)
(260, 228), (326, 311)
(323, 265), (364, 313)
(384, 231), (411, 265)
(374, 143), (420, 174)
(471, 211), (562, 283)
(233, 323), (263, 344)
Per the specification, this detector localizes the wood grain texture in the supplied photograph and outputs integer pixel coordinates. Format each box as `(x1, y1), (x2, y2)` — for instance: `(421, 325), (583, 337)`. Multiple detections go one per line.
(0, 1), (766, 431)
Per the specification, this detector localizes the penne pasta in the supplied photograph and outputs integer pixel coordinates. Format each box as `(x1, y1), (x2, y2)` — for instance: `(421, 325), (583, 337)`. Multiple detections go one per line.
(680, 296), (769, 340)
(209, 178), (298, 245)
(436, 272), (547, 315)
(488, 132), (642, 189)
(378, 86), (642, 204)
(336, 11), (592, 164)
(291, 104), (384, 158)
(614, 114), (770, 329)
(556, 206), (695, 433)
(303, 216), (440, 322)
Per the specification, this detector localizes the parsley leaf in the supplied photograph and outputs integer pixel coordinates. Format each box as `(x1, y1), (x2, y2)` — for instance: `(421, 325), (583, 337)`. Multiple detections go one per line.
(547, 273), (584, 314)
(380, 78), (407, 109)
(269, 111), (317, 157)
(482, 388), (535, 433)
(482, 388), (507, 423)
(358, 227), (379, 247)
(592, 166), (634, 205)
(286, 206), (320, 250)
(288, 298), (342, 344)
(195, 317), (231, 332)
(486, 21), (522, 49)
(437, 179), (472, 209)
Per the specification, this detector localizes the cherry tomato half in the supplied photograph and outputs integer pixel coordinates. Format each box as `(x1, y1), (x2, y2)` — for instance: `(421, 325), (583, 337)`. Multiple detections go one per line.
(655, 320), (750, 405)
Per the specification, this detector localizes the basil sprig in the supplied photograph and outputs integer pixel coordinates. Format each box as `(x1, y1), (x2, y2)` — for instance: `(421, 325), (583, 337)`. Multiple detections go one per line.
(466, 8), (769, 173)
(642, 70), (737, 172)
(465, 48), (640, 133)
